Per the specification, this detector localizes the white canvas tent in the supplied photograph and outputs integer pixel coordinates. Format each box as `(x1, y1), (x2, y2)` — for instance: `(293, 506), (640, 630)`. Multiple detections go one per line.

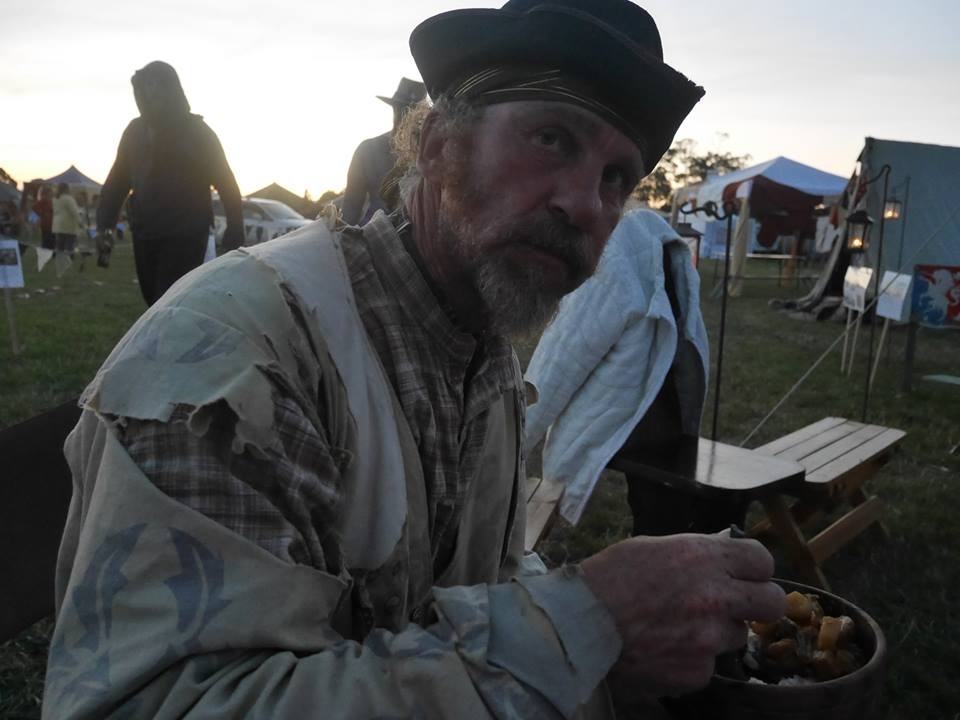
(674, 156), (847, 227)
(672, 157), (847, 295)
(853, 138), (960, 274)
(775, 138), (960, 327)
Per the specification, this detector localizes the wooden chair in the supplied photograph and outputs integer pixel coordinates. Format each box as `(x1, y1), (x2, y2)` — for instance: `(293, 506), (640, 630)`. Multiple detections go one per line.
(750, 417), (906, 590)
(0, 400), (80, 642)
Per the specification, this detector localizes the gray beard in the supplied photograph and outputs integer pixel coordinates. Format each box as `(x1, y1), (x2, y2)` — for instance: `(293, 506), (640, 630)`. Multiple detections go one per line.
(473, 254), (563, 338)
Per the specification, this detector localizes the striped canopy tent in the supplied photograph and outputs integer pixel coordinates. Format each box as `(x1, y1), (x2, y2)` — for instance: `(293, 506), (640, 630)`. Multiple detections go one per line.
(672, 156), (847, 250)
(43, 165), (102, 199)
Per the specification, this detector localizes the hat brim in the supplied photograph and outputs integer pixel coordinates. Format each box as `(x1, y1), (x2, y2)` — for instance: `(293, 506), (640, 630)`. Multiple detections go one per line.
(410, 6), (704, 174)
(378, 95), (417, 107)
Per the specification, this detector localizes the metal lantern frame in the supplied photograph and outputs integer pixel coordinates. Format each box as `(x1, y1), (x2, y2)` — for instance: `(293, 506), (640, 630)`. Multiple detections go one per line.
(845, 209), (874, 253)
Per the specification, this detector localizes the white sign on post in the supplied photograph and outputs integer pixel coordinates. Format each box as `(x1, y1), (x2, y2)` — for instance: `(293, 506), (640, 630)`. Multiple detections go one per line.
(843, 266), (873, 312)
(0, 238), (25, 288)
(876, 271), (913, 322)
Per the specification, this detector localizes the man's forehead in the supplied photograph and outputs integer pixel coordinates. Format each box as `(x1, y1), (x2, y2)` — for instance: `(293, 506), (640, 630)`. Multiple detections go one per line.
(484, 100), (645, 166)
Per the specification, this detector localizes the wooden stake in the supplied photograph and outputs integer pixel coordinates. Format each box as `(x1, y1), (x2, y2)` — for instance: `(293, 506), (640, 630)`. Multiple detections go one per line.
(3, 286), (20, 356)
(870, 318), (891, 389)
(847, 311), (863, 376)
(841, 307), (853, 372)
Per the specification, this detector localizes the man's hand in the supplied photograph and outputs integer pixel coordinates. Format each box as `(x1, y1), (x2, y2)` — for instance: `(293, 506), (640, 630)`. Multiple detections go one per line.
(580, 533), (785, 699)
(221, 225), (245, 252)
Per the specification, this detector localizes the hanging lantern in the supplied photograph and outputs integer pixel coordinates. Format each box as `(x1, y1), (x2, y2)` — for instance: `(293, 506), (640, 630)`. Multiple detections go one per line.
(883, 198), (902, 220)
(846, 209), (873, 252)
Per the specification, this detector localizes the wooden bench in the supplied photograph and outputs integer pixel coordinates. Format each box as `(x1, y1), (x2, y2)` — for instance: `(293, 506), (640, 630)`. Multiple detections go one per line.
(524, 418), (905, 592)
(524, 475), (565, 552)
(0, 400), (80, 643)
(524, 437), (809, 552)
(750, 417), (906, 590)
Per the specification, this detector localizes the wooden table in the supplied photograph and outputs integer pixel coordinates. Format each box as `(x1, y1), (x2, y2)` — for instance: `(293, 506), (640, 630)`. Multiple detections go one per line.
(609, 436), (807, 498)
(750, 417), (906, 590)
(525, 437), (807, 552)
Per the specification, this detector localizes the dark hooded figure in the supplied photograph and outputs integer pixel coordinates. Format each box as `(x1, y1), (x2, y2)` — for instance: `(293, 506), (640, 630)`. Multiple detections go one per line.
(97, 61), (244, 306)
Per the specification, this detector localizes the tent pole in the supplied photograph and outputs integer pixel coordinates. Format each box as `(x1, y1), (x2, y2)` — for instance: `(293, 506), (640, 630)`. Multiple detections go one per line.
(902, 321), (918, 392)
(848, 311), (863, 376)
(870, 318), (890, 389)
(862, 167), (891, 422)
(841, 307), (852, 371)
(895, 176), (911, 272)
(712, 203), (735, 441)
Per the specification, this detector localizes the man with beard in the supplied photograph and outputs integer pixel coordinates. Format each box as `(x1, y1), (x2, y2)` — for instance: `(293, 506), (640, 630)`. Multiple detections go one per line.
(96, 61), (244, 306)
(45, 2), (784, 718)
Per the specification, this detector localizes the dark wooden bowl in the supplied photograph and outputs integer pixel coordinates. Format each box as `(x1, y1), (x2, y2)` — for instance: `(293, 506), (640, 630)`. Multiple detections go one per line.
(667, 579), (887, 720)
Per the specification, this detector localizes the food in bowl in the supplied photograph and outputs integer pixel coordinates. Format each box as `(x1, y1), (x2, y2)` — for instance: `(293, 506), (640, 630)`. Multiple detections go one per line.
(735, 591), (866, 685)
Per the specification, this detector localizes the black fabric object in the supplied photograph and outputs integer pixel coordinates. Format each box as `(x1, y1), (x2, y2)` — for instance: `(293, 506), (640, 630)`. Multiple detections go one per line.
(132, 230), (208, 306)
(614, 248), (748, 535)
(97, 114), (239, 242)
(409, 0), (704, 174)
(0, 400), (80, 643)
(618, 246), (684, 458)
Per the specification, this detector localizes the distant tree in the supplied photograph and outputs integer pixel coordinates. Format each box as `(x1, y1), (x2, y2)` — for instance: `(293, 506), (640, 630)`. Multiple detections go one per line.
(0, 167), (17, 187)
(318, 190), (340, 204)
(304, 189), (313, 202)
(633, 137), (750, 210)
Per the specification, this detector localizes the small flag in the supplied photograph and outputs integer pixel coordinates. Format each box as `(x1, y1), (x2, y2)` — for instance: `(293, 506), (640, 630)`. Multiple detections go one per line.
(37, 247), (54, 272)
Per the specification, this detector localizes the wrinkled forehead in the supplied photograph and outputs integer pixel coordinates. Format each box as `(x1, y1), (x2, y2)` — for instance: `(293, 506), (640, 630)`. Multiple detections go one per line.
(477, 99), (645, 173)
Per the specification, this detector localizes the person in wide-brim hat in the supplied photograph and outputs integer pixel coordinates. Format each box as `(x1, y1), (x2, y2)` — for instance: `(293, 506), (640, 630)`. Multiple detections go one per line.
(341, 77), (427, 225)
(410, 0), (704, 174)
(376, 77), (427, 108)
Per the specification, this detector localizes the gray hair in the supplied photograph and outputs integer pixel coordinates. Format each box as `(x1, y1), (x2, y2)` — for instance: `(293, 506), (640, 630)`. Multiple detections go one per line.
(393, 95), (484, 207)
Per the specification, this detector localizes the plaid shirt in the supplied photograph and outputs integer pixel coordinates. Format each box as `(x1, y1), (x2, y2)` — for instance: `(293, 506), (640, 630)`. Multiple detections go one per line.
(121, 213), (519, 577)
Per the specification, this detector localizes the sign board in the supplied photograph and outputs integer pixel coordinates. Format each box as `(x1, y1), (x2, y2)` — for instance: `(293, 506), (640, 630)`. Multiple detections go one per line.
(0, 238), (24, 288)
(876, 271), (913, 322)
(912, 265), (960, 329)
(842, 266), (873, 312)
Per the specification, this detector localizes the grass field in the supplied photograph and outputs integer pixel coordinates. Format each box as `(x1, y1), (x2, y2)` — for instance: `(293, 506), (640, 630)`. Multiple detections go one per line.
(1, 249), (958, 718)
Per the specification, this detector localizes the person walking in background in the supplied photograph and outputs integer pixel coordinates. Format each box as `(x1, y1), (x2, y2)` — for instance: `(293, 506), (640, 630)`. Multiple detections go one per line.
(52, 182), (84, 256)
(96, 60), (244, 306)
(32, 184), (55, 250)
(340, 77), (426, 225)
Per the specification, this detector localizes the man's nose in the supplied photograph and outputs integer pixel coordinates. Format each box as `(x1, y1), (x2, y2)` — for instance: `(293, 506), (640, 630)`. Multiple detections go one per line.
(546, 168), (605, 236)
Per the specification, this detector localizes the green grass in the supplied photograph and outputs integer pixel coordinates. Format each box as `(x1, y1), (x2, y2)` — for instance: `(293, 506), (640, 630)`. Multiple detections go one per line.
(1, 242), (144, 424)
(2, 254), (959, 718)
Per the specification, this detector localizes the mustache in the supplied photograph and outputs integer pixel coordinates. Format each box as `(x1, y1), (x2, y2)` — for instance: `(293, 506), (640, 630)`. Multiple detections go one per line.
(501, 215), (595, 283)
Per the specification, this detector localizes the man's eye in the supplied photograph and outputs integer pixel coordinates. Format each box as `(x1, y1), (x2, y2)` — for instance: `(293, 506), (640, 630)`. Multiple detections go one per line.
(534, 129), (562, 148)
(602, 166), (627, 188)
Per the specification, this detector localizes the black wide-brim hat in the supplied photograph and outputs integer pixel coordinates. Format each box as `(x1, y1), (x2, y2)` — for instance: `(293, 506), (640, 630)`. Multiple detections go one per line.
(410, 0), (704, 176)
(377, 77), (427, 108)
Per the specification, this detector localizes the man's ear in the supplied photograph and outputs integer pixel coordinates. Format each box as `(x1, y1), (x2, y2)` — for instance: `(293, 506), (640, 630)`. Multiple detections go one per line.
(416, 111), (446, 183)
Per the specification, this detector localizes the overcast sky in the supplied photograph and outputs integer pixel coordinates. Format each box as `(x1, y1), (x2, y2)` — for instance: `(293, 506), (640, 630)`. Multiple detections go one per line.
(3, 0), (958, 197)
